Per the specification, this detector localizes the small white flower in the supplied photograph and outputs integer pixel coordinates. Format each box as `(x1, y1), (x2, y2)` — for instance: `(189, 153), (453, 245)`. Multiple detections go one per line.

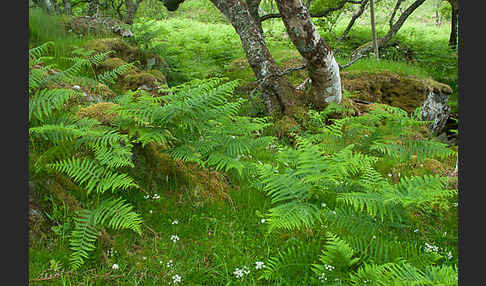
(142, 256), (147, 260)
(372, 235), (376, 239)
(231, 136), (236, 139)
(112, 263), (119, 270)
(318, 272), (328, 281)
(159, 260), (163, 264)
(255, 261), (265, 269)
(72, 85), (81, 91)
(149, 210), (153, 214)
(260, 218), (266, 224)
(144, 194), (150, 199)
(321, 202), (327, 208)
(153, 194), (160, 200)
(388, 173), (392, 177)
(447, 251), (453, 260)
(233, 268), (244, 279)
(170, 235), (180, 243)
(443, 231), (447, 237)
(172, 220), (179, 225)
(166, 260), (173, 267)
(414, 229), (419, 233)
(172, 274), (182, 283)
(324, 264), (335, 271)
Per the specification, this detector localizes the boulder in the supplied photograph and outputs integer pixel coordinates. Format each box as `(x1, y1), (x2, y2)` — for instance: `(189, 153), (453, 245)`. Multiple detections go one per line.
(341, 71), (452, 134)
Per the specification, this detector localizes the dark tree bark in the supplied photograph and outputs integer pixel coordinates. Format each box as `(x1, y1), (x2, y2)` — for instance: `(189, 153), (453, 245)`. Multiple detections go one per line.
(447, 0), (458, 51)
(339, 0), (368, 42)
(275, 0), (342, 107)
(247, 0), (264, 35)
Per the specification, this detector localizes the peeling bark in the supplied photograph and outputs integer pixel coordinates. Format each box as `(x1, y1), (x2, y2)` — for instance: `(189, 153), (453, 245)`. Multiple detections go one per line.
(210, 0), (297, 115)
(275, 0), (342, 107)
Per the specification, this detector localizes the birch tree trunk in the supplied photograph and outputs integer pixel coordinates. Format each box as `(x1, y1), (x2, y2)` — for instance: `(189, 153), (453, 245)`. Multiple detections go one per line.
(209, 0), (298, 115)
(274, 0), (342, 107)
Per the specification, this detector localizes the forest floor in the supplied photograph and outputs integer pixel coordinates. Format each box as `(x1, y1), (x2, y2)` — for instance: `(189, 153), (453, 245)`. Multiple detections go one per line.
(29, 2), (458, 285)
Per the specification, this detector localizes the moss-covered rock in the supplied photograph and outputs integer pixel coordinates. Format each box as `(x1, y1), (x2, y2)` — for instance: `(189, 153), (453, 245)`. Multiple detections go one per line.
(341, 71), (451, 112)
(76, 102), (119, 124)
(83, 38), (167, 71)
(122, 71), (167, 92)
(65, 16), (133, 37)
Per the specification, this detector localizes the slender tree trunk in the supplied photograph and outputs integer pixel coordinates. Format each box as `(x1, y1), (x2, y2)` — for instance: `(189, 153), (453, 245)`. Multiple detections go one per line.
(350, 0), (426, 61)
(339, 0), (368, 42)
(209, 0), (298, 115)
(448, 1), (458, 51)
(125, 0), (143, 24)
(247, 0), (264, 35)
(275, 0), (342, 107)
(63, 0), (72, 15)
(370, 0), (379, 59)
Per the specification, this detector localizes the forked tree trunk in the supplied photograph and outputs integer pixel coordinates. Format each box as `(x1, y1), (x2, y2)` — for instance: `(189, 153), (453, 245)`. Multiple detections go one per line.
(339, 0), (368, 42)
(350, 0), (425, 61)
(161, 0), (343, 114)
(209, 0), (298, 115)
(275, 0), (342, 107)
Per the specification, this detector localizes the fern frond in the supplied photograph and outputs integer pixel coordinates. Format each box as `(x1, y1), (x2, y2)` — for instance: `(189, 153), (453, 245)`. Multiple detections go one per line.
(69, 198), (142, 270)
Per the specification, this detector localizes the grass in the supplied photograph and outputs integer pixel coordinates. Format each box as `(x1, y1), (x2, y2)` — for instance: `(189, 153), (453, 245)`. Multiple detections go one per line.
(29, 182), (325, 285)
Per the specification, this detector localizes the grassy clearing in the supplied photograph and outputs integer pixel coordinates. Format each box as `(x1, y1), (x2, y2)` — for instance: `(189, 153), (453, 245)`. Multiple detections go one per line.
(29, 183), (324, 285)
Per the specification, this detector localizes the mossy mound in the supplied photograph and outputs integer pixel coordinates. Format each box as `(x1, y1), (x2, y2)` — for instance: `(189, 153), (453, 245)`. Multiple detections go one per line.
(65, 16), (133, 37)
(341, 71), (452, 113)
(122, 70), (167, 92)
(130, 143), (230, 202)
(76, 102), (119, 124)
(84, 38), (167, 70)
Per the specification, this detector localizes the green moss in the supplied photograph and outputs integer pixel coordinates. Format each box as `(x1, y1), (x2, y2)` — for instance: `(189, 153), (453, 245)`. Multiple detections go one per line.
(341, 70), (452, 113)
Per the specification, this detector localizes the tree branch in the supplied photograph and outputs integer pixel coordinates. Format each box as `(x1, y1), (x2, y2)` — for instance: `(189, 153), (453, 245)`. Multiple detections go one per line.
(260, 0), (362, 22)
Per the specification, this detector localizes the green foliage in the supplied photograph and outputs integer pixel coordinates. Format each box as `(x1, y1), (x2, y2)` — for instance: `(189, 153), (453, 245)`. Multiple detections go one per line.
(29, 43), (141, 270)
(114, 78), (274, 179)
(69, 197), (142, 270)
(256, 103), (457, 283)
